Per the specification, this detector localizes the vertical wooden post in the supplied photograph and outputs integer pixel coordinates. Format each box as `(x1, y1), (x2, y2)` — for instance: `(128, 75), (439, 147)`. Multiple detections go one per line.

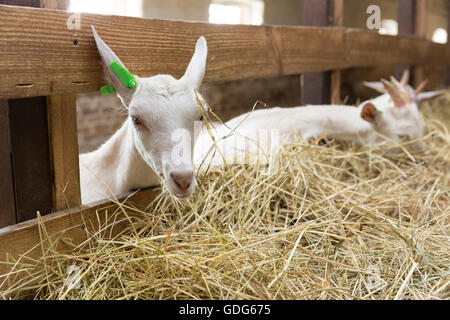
(413, 0), (427, 88)
(0, 101), (16, 228)
(301, 0), (342, 105)
(42, 0), (81, 211)
(445, 1), (450, 87)
(47, 95), (81, 210)
(331, 0), (344, 104)
(40, 0), (69, 9)
(396, 0), (415, 81)
(396, 0), (428, 86)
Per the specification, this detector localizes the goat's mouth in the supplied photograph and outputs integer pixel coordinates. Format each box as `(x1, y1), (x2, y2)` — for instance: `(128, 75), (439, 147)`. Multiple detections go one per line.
(162, 172), (196, 200)
(169, 185), (195, 200)
(173, 192), (192, 199)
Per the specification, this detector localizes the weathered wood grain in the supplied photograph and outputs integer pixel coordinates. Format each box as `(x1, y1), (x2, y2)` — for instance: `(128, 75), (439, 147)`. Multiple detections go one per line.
(446, 0), (450, 87)
(0, 100), (16, 228)
(0, 5), (448, 99)
(396, 0), (416, 82)
(413, 0), (428, 88)
(301, 0), (336, 105)
(331, 0), (344, 104)
(46, 94), (81, 211)
(40, 0), (68, 10)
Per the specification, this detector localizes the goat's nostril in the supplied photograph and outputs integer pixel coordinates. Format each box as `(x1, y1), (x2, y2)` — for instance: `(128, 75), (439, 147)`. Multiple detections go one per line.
(170, 171), (194, 190)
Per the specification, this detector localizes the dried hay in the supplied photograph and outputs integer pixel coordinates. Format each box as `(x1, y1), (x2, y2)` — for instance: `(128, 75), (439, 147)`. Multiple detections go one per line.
(1, 95), (449, 300)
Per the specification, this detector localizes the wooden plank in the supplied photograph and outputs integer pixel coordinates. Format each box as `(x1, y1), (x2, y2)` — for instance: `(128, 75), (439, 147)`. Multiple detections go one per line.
(301, 0), (335, 105)
(447, 1), (450, 87)
(8, 98), (53, 222)
(413, 0), (428, 88)
(0, 5), (448, 99)
(0, 0), (39, 7)
(331, 70), (341, 104)
(398, 0), (416, 35)
(301, 72), (330, 105)
(40, 0), (69, 10)
(42, 0), (80, 212)
(346, 29), (444, 66)
(0, 188), (161, 283)
(331, 0), (344, 104)
(0, 100), (16, 228)
(332, 0), (344, 26)
(46, 95), (81, 211)
(396, 0), (415, 82)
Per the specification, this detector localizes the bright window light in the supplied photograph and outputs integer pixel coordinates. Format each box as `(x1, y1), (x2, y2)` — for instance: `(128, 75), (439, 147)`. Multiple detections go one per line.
(209, 0), (264, 25)
(379, 19), (398, 36)
(69, 0), (143, 17)
(432, 28), (447, 44)
(209, 4), (241, 24)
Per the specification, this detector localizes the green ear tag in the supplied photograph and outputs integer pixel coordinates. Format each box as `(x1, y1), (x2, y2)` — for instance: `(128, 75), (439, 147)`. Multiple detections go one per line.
(110, 61), (137, 88)
(100, 84), (117, 95)
(378, 109), (384, 114)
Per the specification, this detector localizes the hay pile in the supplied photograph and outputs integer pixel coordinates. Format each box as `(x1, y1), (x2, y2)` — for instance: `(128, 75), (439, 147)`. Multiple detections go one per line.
(1, 96), (449, 300)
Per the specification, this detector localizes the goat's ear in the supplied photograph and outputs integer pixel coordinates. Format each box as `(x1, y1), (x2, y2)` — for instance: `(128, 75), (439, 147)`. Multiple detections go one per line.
(360, 102), (380, 124)
(416, 89), (448, 103)
(363, 81), (386, 93)
(91, 26), (136, 103)
(181, 36), (208, 89)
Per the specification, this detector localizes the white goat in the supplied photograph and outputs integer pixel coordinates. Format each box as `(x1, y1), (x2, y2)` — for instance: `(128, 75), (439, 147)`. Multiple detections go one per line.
(80, 27), (208, 204)
(194, 71), (447, 168)
(363, 71), (447, 151)
(194, 102), (392, 168)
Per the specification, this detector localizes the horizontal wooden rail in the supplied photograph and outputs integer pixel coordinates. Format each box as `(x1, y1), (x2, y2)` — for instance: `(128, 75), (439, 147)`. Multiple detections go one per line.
(0, 187), (161, 282)
(0, 4), (449, 99)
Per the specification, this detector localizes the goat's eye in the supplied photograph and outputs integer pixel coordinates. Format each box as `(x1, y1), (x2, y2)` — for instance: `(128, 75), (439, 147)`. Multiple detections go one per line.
(131, 116), (142, 126)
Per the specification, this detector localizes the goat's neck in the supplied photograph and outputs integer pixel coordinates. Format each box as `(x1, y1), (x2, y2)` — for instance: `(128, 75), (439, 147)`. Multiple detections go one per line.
(93, 119), (160, 193)
(239, 105), (378, 145)
(315, 105), (381, 144)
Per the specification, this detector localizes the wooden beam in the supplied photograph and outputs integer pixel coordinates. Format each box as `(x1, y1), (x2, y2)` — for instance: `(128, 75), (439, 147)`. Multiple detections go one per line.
(413, 0), (428, 88)
(0, 0), (38, 6)
(0, 100), (16, 228)
(42, 0), (81, 212)
(46, 95), (81, 211)
(0, 5), (448, 99)
(396, 0), (415, 82)
(40, 0), (69, 10)
(331, 0), (344, 104)
(332, 0), (344, 26)
(0, 187), (161, 280)
(447, 0), (450, 87)
(301, 0), (334, 105)
(398, 0), (416, 35)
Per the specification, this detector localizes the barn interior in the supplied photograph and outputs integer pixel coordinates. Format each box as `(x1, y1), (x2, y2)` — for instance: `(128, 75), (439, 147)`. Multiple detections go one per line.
(0, 0), (449, 301)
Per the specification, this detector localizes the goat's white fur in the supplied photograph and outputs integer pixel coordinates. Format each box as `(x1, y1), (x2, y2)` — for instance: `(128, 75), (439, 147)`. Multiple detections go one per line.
(195, 82), (447, 168)
(194, 103), (391, 168)
(80, 27), (207, 204)
(80, 29), (447, 203)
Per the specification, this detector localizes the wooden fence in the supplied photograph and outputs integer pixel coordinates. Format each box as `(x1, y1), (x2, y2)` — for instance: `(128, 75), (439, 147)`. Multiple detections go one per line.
(0, 0), (449, 277)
